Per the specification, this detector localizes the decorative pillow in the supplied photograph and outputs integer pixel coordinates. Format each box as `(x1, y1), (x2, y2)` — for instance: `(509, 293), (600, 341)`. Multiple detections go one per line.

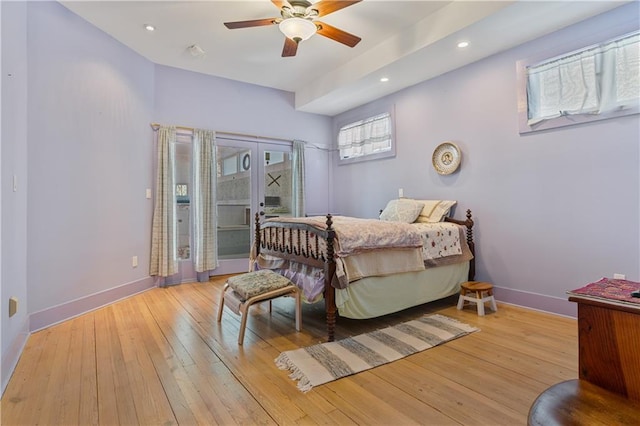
(413, 200), (457, 223)
(379, 199), (424, 223)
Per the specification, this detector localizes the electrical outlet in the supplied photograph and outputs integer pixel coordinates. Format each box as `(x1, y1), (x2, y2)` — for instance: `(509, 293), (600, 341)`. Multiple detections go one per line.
(9, 297), (18, 317)
(398, 188), (404, 198)
(132, 256), (138, 268)
(146, 188), (152, 199)
(613, 273), (626, 280)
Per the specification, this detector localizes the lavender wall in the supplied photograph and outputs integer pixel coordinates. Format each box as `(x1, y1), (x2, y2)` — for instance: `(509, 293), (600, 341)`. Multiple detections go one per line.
(1, 1), (29, 394)
(153, 65), (332, 216)
(26, 1), (156, 319)
(331, 3), (640, 316)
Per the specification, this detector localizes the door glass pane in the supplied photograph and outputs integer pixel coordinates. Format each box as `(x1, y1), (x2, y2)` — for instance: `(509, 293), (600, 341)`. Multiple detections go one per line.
(263, 149), (292, 219)
(175, 141), (191, 260)
(216, 146), (252, 260)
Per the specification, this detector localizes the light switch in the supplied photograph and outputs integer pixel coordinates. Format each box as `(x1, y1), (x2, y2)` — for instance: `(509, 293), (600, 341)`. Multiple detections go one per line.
(146, 188), (152, 199)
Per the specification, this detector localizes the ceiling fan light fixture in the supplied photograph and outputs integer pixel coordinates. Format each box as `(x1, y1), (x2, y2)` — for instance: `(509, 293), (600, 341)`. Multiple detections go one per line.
(279, 17), (317, 42)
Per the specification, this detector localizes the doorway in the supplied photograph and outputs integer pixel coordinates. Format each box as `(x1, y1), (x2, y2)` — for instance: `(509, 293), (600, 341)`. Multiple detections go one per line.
(214, 138), (293, 275)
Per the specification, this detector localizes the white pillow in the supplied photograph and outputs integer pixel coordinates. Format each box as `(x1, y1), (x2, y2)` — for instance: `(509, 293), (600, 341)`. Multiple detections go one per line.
(413, 200), (457, 223)
(379, 199), (424, 223)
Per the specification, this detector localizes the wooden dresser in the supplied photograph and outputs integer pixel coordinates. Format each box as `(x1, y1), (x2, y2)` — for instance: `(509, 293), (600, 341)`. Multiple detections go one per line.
(528, 280), (640, 425)
(568, 292), (640, 402)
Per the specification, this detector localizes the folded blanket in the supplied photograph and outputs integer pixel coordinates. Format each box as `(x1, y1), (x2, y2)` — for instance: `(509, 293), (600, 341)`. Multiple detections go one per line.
(264, 216), (423, 256)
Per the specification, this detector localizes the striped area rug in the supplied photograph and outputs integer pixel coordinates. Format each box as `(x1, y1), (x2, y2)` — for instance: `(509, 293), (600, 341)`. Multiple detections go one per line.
(275, 314), (478, 392)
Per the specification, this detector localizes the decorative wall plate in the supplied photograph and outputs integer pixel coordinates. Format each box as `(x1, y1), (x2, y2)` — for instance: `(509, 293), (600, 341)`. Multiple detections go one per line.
(432, 142), (461, 175)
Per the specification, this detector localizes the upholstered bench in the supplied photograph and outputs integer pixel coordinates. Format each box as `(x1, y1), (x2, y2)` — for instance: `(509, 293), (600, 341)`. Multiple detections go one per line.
(216, 269), (301, 345)
(456, 281), (497, 316)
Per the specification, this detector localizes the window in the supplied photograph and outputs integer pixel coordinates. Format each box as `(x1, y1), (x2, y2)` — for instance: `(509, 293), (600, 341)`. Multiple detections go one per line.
(174, 139), (192, 260)
(337, 110), (395, 164)
(519, 31), (639, 133)
(222, 155), (238, 176)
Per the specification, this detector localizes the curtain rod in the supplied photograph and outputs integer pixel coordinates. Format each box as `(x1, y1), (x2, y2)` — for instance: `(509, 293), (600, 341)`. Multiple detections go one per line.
(150, 122), (292, 143)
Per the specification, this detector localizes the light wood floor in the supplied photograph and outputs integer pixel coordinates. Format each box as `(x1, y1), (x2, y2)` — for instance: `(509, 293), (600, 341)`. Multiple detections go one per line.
(1, 275), (578, 425)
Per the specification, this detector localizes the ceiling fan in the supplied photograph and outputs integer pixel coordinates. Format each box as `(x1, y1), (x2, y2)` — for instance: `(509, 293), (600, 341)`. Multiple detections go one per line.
(224, 0), (362, 57)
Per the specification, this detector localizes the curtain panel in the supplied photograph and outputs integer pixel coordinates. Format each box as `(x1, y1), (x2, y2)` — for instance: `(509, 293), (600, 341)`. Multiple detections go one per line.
(292, 140), (306, 217)
(192, 129), (218, 274)
(150, 126), (177, 278)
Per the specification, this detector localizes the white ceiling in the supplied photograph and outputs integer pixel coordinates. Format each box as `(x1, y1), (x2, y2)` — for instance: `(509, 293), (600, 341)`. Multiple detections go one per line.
(60, 0), (627, 116)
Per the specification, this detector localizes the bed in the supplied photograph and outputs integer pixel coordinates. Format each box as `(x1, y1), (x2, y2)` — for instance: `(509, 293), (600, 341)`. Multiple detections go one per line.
(252, 199), (475, 341)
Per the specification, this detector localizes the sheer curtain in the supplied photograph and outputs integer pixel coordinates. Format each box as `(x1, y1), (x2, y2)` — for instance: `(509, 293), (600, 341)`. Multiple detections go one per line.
(192, 129), (217, 279)
(338, 113), (392, 160)
(291, 140), (306, 217)
(527, 31), (639, 125)
(150, 126), (177, 279)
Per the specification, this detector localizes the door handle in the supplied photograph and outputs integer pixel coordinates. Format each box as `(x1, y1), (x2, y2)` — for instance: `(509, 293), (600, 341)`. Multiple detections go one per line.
(259, 211), (265, 216)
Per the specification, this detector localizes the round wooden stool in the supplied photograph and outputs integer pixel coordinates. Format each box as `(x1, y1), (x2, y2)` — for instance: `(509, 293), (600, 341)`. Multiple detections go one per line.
(457, 281), (497, 316)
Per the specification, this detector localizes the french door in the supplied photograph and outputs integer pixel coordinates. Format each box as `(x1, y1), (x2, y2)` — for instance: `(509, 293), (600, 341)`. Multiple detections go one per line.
(213, 139), (293, 275)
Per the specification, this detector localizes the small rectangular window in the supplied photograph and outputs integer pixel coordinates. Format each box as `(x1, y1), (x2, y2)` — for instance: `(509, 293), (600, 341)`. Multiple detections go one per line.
(518, 31), (639, 133)
(222, 155), (238, 176)
(337, 110), (395, 164)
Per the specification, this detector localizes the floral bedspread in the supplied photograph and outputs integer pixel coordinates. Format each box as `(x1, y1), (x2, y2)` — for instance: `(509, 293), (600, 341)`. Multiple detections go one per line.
(412, 222), (463, 260)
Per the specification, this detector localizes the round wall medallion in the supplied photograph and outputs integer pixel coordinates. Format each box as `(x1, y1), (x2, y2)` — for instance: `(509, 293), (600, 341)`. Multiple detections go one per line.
(432, 142), (461, 175)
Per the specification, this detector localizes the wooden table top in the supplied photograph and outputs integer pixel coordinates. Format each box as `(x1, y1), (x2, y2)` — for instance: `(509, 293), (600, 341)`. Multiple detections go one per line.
(528, 379), (640, 426)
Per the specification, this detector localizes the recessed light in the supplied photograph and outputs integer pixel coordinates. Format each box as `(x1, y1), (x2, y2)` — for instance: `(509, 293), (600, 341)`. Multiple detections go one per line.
(457, 41), (469, 48)
(380, 77), (389, 82)
(144, 24), (156, 32)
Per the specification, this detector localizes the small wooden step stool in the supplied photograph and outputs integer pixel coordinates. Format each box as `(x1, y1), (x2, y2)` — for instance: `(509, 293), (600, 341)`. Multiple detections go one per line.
(217, 269), (301, 345)
(457, 281), (497, 316)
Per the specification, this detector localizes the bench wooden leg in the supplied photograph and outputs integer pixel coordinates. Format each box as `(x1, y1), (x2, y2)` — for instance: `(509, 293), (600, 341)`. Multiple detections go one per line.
(217, 283), (228, 323)
(238, 303), (250, 345)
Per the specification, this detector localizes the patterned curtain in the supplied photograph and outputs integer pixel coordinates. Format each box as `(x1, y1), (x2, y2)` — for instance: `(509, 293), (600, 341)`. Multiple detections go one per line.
(150, 126), (177, 278)
(192, 129), (218, 274)
(291, 140), (306, 217)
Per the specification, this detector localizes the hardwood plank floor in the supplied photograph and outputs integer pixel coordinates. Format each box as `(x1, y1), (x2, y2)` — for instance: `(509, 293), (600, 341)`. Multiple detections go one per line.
(1, 275), (578, 425)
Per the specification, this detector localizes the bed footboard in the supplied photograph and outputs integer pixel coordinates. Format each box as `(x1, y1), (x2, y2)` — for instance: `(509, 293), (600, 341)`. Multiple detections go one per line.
(255, 210), (475, 342)
(255, 213), (338, 341)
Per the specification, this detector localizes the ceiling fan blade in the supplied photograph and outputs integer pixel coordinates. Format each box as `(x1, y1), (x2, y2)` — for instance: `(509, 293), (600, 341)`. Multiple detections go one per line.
(271, 0), (290, 9)
(311, 0), (362, 17)
(224, 18), (278, 29)
(282, 37), (299, 57)
(315, 21), (361, 47)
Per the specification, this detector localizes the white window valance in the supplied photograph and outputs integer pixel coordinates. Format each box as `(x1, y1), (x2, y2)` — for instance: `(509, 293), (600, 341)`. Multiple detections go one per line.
(338, 112), (393, 160)
(526, 31), (639, 126)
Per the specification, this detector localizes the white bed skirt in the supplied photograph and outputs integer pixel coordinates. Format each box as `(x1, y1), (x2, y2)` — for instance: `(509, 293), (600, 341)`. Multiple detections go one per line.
(335, 262), (469, 319)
